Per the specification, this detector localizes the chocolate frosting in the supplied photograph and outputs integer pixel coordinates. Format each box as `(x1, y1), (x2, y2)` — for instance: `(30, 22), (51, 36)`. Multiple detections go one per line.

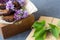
(0, 0), (9, 3)
(0, 0), (16, 3)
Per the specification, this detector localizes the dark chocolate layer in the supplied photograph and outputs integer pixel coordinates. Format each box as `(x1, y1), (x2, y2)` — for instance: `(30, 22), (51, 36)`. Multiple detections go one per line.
(0, 9), (15, 16)
(0, 4), (6, 10)
(3, 15), (14, 22)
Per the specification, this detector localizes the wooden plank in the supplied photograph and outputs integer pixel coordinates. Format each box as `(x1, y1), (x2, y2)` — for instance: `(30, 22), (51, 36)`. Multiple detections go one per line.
(38, 16), (53, 29)
(52, 18), (60, 26)
(26, 16), (57, 40)
(52, 18), (60, 40)
(26, 29), (57, 40)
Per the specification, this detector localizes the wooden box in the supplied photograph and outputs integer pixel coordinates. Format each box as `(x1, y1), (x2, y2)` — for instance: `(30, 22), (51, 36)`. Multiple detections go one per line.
(0, 15), (35, 39)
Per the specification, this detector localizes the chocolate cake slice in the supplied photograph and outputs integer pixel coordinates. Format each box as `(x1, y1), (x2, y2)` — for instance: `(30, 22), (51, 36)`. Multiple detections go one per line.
(3, 15), (14, 22)
(0, 1), (22, 10)
(0, 9), (15, 16)
(0, 10), (8, 15)
(0, 4), (6, 10)
(0, 0), (23, 22)
(13, 1), (22, 10)
(0, 1), (21, 16)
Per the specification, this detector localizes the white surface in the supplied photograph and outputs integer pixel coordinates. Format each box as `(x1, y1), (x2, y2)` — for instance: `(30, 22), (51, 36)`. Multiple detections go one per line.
(0, 16), (14, 24)
(25, 0), (38, 14)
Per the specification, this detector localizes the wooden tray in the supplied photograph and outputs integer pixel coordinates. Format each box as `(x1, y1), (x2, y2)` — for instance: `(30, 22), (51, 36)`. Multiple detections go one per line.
(26, 16), (60, 40)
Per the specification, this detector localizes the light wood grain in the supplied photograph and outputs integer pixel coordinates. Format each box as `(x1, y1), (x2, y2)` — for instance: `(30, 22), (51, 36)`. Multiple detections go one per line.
(26, 16), (60, 40)
(52, 18), (60, 26)
(38, 16), (53, 29)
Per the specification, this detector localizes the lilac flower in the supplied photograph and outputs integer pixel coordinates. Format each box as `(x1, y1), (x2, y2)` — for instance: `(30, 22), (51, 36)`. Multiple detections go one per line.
(17, 0), (25, 6)
(14, 13), (22, 20)
(14, 9), (23, 20)
(22, 10), (28, 18)
(6, 0), (14, 10)
(14, 9), (28, 20)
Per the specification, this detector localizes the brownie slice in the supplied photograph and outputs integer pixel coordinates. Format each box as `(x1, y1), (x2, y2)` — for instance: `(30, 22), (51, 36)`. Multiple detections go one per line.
(0, 4), (6, 10)
(0, 9), (15, 16)
(3, 15), (15, 22)
(13, 1), (22, 10)
(0, 1), (22, 10)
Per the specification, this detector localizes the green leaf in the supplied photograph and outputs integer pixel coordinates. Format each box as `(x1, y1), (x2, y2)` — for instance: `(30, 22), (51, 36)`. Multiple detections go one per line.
(32, 20), (46, 40)
(34, 28), (45, 37)
(33, 26), (45, 37)
(49, 24), (60, 38)
(43, 32), (46, 39)
(35, 31), (46, 40)
(33, 20), (46, 37)
(32, 20), (45, 29)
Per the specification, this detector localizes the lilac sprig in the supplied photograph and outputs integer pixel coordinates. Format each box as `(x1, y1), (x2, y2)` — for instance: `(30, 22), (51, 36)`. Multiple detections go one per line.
(5, 0), (28, 21)
(6, 0), (25, 10)
(14, 9), (28, 20)
(6, 0), (14, 10)
(17, 0), (25, 6)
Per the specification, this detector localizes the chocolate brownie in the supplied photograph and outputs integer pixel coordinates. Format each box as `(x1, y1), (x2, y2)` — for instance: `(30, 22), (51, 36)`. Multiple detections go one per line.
(13, 1), (22, 10)
(0, 9), (15, 16)
(0, 4), (6, 10)
(0, 0), (9, 3)
(0, 1), (21, 10)
(3, 15), (14, 22)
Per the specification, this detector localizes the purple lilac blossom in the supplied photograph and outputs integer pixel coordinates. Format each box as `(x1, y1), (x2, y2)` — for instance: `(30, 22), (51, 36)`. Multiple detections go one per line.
(6, 0), (14, 10)
(22, 10), (28, 18)
(17, 0), (25, 6)
(14, 9), (28, 20)
(14, 9), (23, 20)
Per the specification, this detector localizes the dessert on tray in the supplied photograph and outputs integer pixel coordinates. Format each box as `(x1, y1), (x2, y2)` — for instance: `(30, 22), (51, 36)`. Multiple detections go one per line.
(0, 0), (38, 23)
(0, 0), (38, 39)
(0, 0), (28, 22)
(3, 15), (14, 22)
